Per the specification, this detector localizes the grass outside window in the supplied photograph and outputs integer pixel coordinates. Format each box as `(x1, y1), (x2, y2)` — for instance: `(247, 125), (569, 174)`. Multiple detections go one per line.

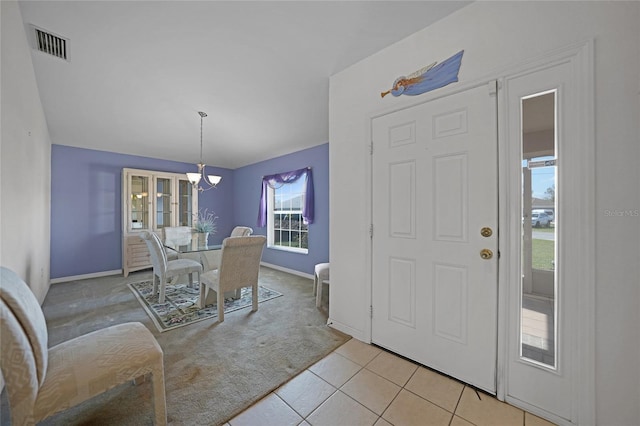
(532, 239), (555, 270)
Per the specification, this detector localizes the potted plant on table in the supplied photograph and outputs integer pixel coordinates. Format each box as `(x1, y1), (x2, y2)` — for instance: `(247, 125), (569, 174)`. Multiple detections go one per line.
(193, 208), (218, 245)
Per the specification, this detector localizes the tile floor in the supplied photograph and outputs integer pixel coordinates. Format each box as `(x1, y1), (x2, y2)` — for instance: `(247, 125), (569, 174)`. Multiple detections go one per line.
(226, 339), (556, 426)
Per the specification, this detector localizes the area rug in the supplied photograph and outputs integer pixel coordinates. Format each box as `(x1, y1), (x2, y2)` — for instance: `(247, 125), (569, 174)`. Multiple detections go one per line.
(128, 280), (282, 332)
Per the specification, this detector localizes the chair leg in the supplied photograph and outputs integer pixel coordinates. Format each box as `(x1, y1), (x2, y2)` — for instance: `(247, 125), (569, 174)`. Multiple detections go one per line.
(152, 274), (158, 295)
(217, 288), (224, 322)
(252, 283), (258, 312)
(312, 273), (318, 295)
(198, 281), (206, 309)
(316, 281), (324, 308)
(188, 272), (193, 288)
(159, 278), (166, 304)
(152, 367), (167, 426)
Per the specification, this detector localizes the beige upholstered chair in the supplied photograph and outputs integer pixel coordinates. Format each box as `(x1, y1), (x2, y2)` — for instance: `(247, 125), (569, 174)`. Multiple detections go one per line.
(313, 263), (330, 308)
(0, 267), (167, 425)
(140, 231), (203, 303)
(198, 235), (266, 322)
(230, 226), (253, 237)
(162, 226), (193, 260)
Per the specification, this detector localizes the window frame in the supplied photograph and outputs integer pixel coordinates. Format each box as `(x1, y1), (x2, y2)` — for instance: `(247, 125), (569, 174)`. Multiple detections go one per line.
(266, 181), (309, 254)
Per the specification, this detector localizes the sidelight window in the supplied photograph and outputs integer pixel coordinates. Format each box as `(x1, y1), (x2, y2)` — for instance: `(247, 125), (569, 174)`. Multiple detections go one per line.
(520, 90), (558, 369)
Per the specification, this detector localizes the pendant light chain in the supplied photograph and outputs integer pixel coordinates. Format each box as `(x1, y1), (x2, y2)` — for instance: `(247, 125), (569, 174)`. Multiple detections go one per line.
(199, 111), (207, 163)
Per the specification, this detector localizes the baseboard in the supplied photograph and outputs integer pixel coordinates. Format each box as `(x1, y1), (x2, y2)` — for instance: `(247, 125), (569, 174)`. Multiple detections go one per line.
(50, 269), (123, 284)
(51, 264), (310, 284)
(327, 318), (363, 342)
(260, 262), (313, 280)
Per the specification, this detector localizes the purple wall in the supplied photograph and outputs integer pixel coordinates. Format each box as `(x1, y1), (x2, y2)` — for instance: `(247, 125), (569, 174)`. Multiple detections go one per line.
(233, 144), (329, 276)
(50, 145), (232, 279)
(50, 143), (329, 279)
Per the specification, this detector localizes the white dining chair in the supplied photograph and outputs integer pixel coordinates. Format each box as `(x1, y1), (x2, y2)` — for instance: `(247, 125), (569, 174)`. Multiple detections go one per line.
(198, 236), (266, 321)
(230, 226), (253, 237)
(140, 231), (203, 304)
(162, 226), (193, 260)
(313, 263), (330, 308)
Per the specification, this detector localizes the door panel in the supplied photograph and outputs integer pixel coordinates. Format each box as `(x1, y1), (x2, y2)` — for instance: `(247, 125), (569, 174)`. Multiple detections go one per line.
(389, 160), (416, 238)
(388, 257), (416, 327)
(505, 59), (574, 423)
(434, 153), (467, 241)
(433, 263), (468, 343)
(371, 83), (498, 393)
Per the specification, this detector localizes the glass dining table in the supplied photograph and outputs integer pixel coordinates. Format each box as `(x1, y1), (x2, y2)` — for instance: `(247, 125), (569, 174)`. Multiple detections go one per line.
(164, 238), (222, 272)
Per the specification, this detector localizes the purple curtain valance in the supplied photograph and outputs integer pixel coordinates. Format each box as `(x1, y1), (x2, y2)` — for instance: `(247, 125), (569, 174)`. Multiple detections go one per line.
(257, 167), (314, 227)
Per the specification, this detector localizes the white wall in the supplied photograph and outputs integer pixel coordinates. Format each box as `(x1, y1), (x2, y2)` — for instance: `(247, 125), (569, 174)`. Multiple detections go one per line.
(1, 0), (52, 302)
(329, 1), (639, 424)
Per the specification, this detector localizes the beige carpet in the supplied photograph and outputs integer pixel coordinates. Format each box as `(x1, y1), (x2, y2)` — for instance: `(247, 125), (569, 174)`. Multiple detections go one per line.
(0, 266), (349, 426)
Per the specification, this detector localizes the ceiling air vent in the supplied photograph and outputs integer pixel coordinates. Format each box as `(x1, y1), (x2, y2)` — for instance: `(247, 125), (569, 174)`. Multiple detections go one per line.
(31, 25), (69, 61)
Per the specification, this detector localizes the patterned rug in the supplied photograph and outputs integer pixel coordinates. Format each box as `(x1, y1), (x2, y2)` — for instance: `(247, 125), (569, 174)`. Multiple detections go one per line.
(128, 280), (283, 332)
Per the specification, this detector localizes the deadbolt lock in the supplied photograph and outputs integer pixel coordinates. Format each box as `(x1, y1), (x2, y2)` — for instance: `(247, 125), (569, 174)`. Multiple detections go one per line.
(480, 248), (493, 260)
(480, 227), (493, 238)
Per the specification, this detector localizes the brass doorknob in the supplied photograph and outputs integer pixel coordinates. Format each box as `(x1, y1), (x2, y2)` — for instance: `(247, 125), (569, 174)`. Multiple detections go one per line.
(480, 227), (493, 237)
(480, 249), (493, 260)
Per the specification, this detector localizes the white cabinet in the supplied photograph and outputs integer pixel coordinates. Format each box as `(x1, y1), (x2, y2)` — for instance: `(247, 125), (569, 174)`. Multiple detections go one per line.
(122, 168), (197, 276)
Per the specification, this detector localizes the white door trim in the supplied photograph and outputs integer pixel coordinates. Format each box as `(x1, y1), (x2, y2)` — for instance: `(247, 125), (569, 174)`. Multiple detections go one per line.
(496, 39), (595, 425)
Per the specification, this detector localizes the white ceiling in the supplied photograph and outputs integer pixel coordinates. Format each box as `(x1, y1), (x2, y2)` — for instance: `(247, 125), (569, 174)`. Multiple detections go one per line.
(19, 1), (470, 169)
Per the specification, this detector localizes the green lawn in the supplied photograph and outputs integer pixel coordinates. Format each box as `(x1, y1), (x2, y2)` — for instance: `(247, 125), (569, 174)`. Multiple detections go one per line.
(532, 239), (555, 270)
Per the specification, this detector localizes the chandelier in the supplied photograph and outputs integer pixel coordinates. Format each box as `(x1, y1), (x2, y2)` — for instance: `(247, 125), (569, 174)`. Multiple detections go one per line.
(186, 111), (222, 192)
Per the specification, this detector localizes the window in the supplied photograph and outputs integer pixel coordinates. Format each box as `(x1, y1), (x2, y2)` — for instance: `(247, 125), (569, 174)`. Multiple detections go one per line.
(267, 178), (308, 252)
(257, 167), (314, 254)
(520, 90), (557, 369)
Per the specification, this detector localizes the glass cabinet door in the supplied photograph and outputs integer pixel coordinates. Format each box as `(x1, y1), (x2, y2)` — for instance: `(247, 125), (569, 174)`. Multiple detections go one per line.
(155, 176), (173, 230)
(124, 169), (197, 233)
(177, 179), (194, 227)
(129, 174), (150, 231)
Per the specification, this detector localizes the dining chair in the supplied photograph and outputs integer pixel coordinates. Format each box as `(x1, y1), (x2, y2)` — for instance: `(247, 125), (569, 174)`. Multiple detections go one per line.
(313, 263), (330, 308)
(162, 226), (193, 260)
(140, 231), (203, 304)
(197, 235), (266, 322)
(201, 226), (253, 273)
(230, 226), (253, 237)
(0, 267), (167, 425)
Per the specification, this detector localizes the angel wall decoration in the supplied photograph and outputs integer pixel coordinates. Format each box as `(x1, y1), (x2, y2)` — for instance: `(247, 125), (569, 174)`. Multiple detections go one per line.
(381, 50), (464, 98)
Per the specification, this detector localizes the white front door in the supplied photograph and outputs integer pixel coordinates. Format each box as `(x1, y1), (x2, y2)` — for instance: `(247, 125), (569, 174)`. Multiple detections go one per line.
(371, 82), (498, 393)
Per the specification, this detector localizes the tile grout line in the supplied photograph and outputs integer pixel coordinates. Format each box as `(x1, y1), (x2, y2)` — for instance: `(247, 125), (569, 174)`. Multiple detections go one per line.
(337, 351), (398, 425)
(270, 392), (305, 423)
(312, 347), (386, 425)
(450, 385), (470, 426)
(283, 368), (339, 421)
(370, 357), (422, 425)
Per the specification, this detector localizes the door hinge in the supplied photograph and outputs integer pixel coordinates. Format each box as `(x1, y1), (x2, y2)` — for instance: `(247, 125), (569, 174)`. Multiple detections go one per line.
(487, 80), (498, 96)
(369, 224), (374, 239)
(370, 305), (373, 319)
(369, 142), (373, 155)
